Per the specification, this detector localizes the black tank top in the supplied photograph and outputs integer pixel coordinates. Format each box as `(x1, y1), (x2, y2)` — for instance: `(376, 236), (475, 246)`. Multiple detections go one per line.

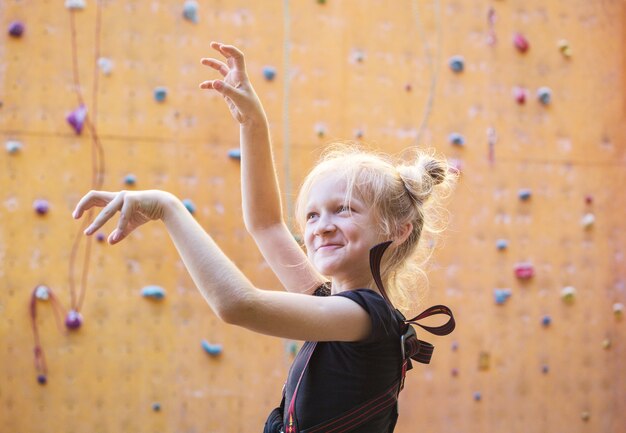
(283, 289), (402, 432)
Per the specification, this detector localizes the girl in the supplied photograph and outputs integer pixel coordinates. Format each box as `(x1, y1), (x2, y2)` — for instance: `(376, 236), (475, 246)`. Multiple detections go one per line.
(73, 42), (457, 433)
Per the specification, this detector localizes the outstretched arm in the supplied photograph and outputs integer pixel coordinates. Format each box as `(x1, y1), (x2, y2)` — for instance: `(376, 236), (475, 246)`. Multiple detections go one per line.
(72, 190), (370, 342)
(200, 42), (325, 294)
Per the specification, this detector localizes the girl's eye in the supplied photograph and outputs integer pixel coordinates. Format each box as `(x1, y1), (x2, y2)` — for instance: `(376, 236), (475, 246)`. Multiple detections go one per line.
(306, 212), (318, 220)
(337, 205), (352, 213)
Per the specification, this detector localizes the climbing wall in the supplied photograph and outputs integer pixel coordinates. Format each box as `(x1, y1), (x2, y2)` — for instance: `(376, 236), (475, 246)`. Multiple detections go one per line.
(1, 1), (624, 433)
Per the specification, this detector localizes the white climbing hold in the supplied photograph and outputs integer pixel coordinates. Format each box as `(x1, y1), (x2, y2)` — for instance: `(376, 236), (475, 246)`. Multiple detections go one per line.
(97, 57), (113, 75)
(65, 0), (86, 10)
(35, 285), (50, 301)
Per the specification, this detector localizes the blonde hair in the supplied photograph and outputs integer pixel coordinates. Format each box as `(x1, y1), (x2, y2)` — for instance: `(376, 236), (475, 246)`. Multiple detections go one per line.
(295, 143), (458, 313)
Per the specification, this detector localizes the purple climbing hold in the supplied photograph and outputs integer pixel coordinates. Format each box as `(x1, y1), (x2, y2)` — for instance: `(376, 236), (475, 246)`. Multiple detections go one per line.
(8, 21), (25, 38)
(65, 310), (83, 330)
(66, 105), (88, 135)
(33, 199), (50, 215)
(96, 232), (106, 242)
(37, 374), (47, 385)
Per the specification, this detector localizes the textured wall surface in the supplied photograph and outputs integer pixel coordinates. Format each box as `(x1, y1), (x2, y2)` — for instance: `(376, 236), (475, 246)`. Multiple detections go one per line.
(1, 1), (625, 433)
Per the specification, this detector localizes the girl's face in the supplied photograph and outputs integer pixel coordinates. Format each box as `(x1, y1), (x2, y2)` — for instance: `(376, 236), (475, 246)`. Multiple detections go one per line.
(303, 173), (384, 286)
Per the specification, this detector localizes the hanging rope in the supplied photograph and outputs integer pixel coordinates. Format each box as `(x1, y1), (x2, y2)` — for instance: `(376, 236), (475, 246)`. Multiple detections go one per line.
(31, 0), (106, 382)
(411, 0), (442, 148)
(282, 0), (294, 230)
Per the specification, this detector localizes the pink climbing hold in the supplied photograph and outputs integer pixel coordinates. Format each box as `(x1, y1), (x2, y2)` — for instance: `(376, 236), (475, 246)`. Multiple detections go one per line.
(514, 262), (534, 280)
(514, 87), (527, 105)
(66, 105), (88, 135)
(513, 33), (529, 53)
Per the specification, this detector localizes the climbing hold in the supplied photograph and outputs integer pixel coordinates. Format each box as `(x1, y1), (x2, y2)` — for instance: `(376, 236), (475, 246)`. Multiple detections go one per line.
(541, 315), (552, 327)
(404, 83), (412, 92)
(448, 132), (465, 147)
(580, 213), (594, 229)
(513, 33), (529, 53)
(518, 188), (532, 201)
(354, 129), (364, 139)
(97, 57), (113, 75)
(581, 411), (590, 422)
(602, 338), (611, 350)
(514, 262), (534, 280)
(513, 87), (527, 105)
(448, 158), (463, 175)
(287, 341), (298, 356)
(496, 239), (508, 250)
(152, 402), (161, 412)
(451, 368), (459, 377)
(351, 49), (365, 63)
(201, 340), (223, 356)
(8, 21), (25, 38)
(613, 302), (624, 320)
(473, 391), (482, 401)
(33, 199), (50, 216)
(6, 140), (22, 154)
(124, 173), (137, 186)
(35, 285), (50, 301)
(537, 87), (552, 105)
(65, 0), (86, 9)
(154, 87), (167, 102)
(451, 341), (459, 351)
(67, 105), (88, 135)
(478, 351), (490, 370)
(65, 310), (83, 330)
(584, 195), (593, 205)
(183, 0), (199, 23)
(317, 0), (327, 4)
(182, 199), (196, 214)
(494, 289), (512, 305)
(542, 365), (549, 374)
(37, 374), (47, 385)
(96, 232), (106, 242)
(557, 39), (572, 58)
(228, 148), (241, 160)
(141, 285), (166, 300)
(262, 66), (277, 81)
(315, 123), (327, 137)
(448, 55), (464, 73)
(561, 286), (576, 304)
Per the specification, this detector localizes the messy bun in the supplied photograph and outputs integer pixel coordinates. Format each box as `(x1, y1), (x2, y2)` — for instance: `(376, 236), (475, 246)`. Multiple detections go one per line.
(295, 144), (458, 313)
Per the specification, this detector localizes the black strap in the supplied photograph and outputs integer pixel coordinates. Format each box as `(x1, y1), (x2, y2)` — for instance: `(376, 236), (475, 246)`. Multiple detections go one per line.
(369, 241), (455, 365)
(284, 341), (317, 433)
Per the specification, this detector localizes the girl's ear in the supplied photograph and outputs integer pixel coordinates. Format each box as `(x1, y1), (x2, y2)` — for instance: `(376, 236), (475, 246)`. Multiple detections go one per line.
(395, 222), (413, 245)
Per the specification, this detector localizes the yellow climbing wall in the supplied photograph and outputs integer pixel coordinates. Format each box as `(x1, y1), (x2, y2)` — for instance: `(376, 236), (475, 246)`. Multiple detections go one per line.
(1, 1), (624, 432)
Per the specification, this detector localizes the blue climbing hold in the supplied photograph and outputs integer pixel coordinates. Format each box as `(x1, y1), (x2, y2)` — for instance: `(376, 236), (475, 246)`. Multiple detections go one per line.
(496, 239), (508, 250)
(152, 402), (161, 412)
(518, 189), (532, 201)
(182, 199), (196, 214)
(449, 55), (464, 73)
(541, 315), (552, 327)
(141, 285), (166, 299)
(154, 87), (167, 102)
(6, 140), (22, 154)
(537, 87), (551, 105)
(473, 391), (482, 401)
(228, 148), (241, 160)
(263, 66), (277, 81)
(183, 0), (199, 23)
(201, 340), (223, 356)
(542, 365), (549, 374)
(494, 289), (512, 305)
(448, 132), (465, 146)
(124, 174), (137, 186)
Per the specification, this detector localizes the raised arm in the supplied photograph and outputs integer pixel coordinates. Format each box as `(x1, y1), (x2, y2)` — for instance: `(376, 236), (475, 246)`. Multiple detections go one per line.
(200, 42), (325, 294)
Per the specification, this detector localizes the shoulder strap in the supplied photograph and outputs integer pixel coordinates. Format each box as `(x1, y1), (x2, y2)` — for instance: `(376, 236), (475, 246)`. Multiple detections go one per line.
(284, 341), (317, 433)
(369, 241), (456, 365)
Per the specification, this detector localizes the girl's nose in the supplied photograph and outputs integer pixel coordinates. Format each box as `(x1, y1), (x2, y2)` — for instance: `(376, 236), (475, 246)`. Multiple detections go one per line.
(313, 213), (336, 236)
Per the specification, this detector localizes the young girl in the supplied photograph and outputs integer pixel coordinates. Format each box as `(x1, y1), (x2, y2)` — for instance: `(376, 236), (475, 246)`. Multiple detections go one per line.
(73, 42), (457, 433)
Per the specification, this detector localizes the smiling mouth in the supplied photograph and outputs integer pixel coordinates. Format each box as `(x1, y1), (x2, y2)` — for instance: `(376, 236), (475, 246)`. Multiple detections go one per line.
(318, 244), (342, 251)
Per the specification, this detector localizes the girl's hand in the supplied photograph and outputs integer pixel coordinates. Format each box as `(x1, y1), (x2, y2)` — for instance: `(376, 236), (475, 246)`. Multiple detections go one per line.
(72, 190), (173, 244)
(199, 42), (265, 125)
